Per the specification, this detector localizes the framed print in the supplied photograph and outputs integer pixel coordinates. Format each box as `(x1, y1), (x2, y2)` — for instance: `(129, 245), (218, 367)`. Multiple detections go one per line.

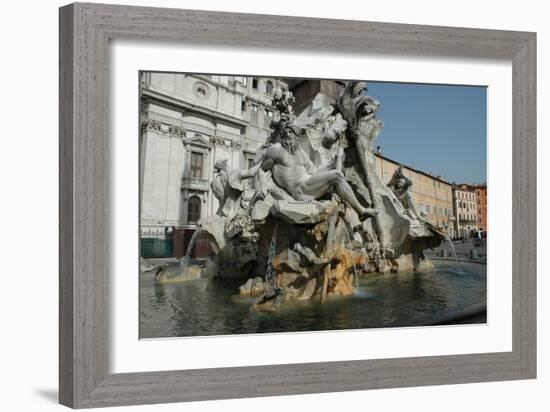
(59, 2), (536, 408)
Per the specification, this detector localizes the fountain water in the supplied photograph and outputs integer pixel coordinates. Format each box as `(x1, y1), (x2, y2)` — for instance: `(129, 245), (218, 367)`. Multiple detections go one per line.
(179, 229), (213, 274)
(443, 235), (465, 275)
(445, 235), (458, 262)
(264, 223), (279, 285)
(344, 229), (372, 298)
(443, 235), (459, 263)
(344, 229), (360, 292)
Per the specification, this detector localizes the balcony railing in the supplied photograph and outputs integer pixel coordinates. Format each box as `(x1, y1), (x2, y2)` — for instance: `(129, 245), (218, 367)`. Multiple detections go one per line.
(182, 177), (209, 191)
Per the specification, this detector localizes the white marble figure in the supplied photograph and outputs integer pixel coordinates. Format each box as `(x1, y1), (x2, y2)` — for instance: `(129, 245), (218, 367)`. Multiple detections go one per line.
(256, 123), (378, 221)
(211, 159), (260, 217)
(387, 166), (427, 222)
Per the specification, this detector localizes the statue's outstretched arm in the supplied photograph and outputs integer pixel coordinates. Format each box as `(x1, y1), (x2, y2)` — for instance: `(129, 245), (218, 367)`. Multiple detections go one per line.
(239, 158), (263, 179)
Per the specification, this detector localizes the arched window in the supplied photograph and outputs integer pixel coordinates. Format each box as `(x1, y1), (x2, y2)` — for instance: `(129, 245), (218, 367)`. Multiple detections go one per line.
(187, 196), (201, 224)
(265, 80), (273, 95)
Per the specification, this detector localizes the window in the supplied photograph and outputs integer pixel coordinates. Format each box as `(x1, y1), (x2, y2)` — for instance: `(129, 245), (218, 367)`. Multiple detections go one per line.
(196, 86), (206, 97)
(265, 109), (274, 118)
(250, 104), (259, 124)
(265, 80), (274, 95)
(190, 152), (204, 178)
(242, 77), (248, 87)
(252, 78), (258, 89)
(193, 82), (210, 98)
(241, 100), (246, 112)
(187, 196), (201, 224)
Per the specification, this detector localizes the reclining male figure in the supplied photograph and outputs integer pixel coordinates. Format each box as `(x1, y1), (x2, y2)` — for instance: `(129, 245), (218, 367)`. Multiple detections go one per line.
(258, 125), (378, 221)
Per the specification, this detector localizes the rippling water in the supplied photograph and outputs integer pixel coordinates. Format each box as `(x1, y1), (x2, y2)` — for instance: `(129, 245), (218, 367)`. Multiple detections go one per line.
(139, 260), (486, 338)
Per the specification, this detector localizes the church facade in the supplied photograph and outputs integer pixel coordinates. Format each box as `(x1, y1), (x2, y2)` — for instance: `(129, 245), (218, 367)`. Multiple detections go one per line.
(139, 73), (287, 257)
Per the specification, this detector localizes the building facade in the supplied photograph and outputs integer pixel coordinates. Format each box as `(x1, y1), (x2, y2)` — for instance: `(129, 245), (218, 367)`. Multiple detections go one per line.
(474, 184), (487, 232)
(452, 184), (478, 238)
(374, 153), (455, 237)
(139, 73), (287, 257)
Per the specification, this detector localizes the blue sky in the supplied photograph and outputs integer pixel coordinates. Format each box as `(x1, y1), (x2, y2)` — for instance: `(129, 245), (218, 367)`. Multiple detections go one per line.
(366, 81), (487, 184)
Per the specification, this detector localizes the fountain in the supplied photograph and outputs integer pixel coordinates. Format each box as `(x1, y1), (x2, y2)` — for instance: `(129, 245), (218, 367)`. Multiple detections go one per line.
(264, 223), (279, 285)
(343, 228), (360, 294)
(186, 82), (447, 310)
(155, 229), (219, 284)
(443, 235), (460, 265)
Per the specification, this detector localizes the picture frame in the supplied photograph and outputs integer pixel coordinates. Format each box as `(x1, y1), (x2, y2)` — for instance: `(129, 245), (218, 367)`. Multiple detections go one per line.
(59, 2), (536, 408)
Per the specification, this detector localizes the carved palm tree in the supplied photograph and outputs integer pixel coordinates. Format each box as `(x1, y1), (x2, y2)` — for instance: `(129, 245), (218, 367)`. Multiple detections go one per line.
(336, 81), (393, 258)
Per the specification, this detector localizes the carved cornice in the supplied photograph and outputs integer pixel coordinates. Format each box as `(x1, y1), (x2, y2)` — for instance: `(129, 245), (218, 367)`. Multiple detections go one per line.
(209, 135), (241, 151)
(141, 119), (186, 137)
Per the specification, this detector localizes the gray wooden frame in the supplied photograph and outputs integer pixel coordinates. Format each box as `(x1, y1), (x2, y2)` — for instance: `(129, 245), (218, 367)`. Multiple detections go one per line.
(59, 2), (536, 408)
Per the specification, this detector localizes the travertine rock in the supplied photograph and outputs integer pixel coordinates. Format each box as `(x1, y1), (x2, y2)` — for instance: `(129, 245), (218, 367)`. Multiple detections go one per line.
(272, 199), (325, 224)
(239, 277), (267, 296)
(156, 265), (202, 285)
(250, 198), (273, 223)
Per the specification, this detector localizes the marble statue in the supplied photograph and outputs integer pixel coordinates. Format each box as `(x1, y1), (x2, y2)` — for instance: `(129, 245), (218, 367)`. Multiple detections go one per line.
(193, 81), (445, 310)
(256, 122), (378, 221)
(211, 158), (260, 217)
(387, 166), (427, 222)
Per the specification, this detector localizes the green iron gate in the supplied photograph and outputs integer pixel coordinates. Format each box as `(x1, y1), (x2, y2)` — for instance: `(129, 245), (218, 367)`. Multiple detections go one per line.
(140, 237), (173, 258)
